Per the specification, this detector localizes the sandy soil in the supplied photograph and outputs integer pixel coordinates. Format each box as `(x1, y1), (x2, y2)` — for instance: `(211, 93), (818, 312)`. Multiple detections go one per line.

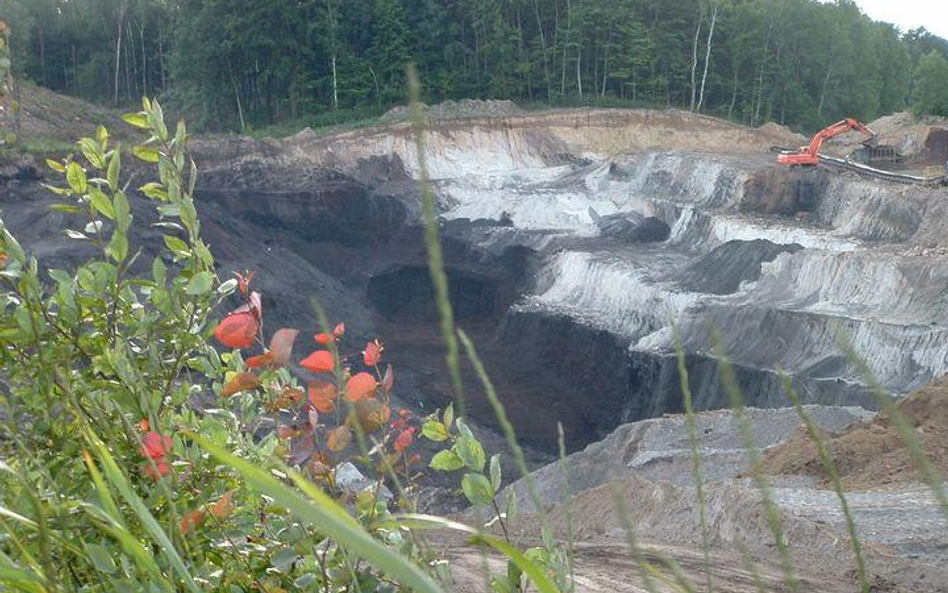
(759, 377), (948, 491)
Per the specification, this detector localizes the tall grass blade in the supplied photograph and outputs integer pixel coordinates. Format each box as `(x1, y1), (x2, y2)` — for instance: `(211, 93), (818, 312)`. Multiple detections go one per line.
(711, 335), (799, 592)
(557, 423), (577, 593)
(778, 370), (869, 593)
(406, 63), (465, 416)
(456, 330), (552, 531)
(191, 434), (446, 593)
(385, 514), (562, 593)
(672, 326), (712, 593)
(605, 478), (661, 593)
(80, 504), (176, 593)
(837, 333), (948, 521)
(0, 558), (47, 593)
(81, 426), (202, 593)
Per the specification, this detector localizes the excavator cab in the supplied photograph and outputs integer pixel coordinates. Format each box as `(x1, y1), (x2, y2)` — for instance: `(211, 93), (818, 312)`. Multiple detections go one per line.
(778, 118), (876, 167)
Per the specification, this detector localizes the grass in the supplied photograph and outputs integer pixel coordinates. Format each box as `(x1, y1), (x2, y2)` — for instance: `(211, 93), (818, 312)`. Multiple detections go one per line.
(247, 105), (388, 139)
(0, 135), (75, 158)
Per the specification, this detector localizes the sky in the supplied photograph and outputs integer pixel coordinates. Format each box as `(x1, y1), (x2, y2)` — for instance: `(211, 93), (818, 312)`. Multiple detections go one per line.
(847, 0), (948, 40)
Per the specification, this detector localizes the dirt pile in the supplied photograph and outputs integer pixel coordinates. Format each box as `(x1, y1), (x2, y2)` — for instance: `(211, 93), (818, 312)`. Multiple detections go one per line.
(824, 111), (948, 167)
(759, 377), (948, 490)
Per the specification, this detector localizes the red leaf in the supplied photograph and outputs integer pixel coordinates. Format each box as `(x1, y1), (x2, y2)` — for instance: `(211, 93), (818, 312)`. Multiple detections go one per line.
(140, 432), (173, 459)
(346, 397), (391, 433)
(288, 434), (315, 466)
(307, 380), (338, 413)
(326, 425), (352, 452)
(278, 425), (300, 440)
(221, 372), (261, 397)
(235, 270), (254, 296)
(249, 291), (263, 320)
(143, 459), (171, 480)
(363, 341), (381, 367)
(333, 322), (346, 337)
(180, 509), (206, 534)
(394, 427), (415, 453)
(209, 491), (235, 519)
(300, 350), (335, 374)
(214, 312), (259, 349)
(314, 332), (335, 345)
(269, 328), (299, 365)
(246, 351), (276, 369)
(283, 387), (304, 405)
(345, 372), (377, 402)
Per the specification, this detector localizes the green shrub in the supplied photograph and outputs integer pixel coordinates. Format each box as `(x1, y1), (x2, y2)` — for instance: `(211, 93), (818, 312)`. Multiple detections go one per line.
(0, 99), (565, 592)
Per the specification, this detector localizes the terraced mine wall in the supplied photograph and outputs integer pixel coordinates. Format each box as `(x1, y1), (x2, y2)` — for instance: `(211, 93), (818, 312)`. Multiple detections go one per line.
(7, 110), (947, 451)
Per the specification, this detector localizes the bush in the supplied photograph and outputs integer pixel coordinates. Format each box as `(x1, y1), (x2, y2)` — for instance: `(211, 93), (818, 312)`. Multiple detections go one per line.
(0, 100), (566, 592)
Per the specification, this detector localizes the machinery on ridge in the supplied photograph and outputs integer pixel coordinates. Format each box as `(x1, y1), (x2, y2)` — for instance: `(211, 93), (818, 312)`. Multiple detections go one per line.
(778, 118), (876, 167)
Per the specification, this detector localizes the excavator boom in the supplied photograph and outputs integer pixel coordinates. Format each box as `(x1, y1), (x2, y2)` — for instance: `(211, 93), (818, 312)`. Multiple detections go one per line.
(778, 117), (876, 166)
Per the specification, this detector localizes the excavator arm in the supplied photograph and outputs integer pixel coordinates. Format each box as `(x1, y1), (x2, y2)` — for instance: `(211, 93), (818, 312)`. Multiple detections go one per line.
(778, 117), (876, 166)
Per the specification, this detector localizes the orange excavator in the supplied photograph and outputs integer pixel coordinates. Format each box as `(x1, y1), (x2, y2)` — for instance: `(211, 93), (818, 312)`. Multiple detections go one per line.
(778, 117), (876, 166)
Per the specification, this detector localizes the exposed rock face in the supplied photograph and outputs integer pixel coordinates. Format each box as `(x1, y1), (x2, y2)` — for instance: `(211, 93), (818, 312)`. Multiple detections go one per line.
(184, 110), (948, 448)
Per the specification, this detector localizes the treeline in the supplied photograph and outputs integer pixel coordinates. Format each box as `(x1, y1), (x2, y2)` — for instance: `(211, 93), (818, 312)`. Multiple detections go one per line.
(2, 0), (948, 132)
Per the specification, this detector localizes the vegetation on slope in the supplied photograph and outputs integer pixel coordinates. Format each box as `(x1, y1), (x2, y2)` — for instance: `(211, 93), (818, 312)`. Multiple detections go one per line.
(2, 0), (948, 133)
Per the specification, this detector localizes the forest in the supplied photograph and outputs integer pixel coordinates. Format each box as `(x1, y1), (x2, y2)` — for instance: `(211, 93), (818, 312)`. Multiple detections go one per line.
(2, 0), (948, 133)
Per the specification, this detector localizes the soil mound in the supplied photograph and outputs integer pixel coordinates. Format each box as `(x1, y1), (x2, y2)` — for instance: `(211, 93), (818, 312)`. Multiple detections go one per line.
(824, 111), (948, 167)
(759, 377), (948, 490)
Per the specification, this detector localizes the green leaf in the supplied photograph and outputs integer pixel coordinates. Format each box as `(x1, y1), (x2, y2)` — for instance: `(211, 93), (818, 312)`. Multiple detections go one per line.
(107, 150), (121, 191)
(429, 450), (464, 472)
(2, 229), (25, 264)
(41, 183), (70, 196)
(96, 125), (109, 150)
(140, 182), (169, 201)
(163, 235), (190, 257)
(191, 434), (445, 593)
(443, 404), (454, 430)
(490, 454), (502, 492)
(107, 230), (128, 263)
(66, 162), (87, 194)
(152, 257), (167, 285)
(78, 138), (106, 169)
(185, 271), (214, 295)
(217, 278), (238, 295)
(456, 434), (486, 472)
(85, 543), (118, 574)
(122, 113), (149, 128)
(422, 420), (450, 442)
(45, 158), (65, 173)
(49, 204), (83, 214)
(89, 187), (115, 220)
(461, 473), (495, 506)
(113, 191), (131, 232)
(133, 145), (160, 163)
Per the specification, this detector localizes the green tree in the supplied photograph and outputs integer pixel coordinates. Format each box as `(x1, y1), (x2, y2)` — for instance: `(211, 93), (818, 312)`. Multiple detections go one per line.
(913, 50), (948, 117)
(369, 0), (411, 103)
